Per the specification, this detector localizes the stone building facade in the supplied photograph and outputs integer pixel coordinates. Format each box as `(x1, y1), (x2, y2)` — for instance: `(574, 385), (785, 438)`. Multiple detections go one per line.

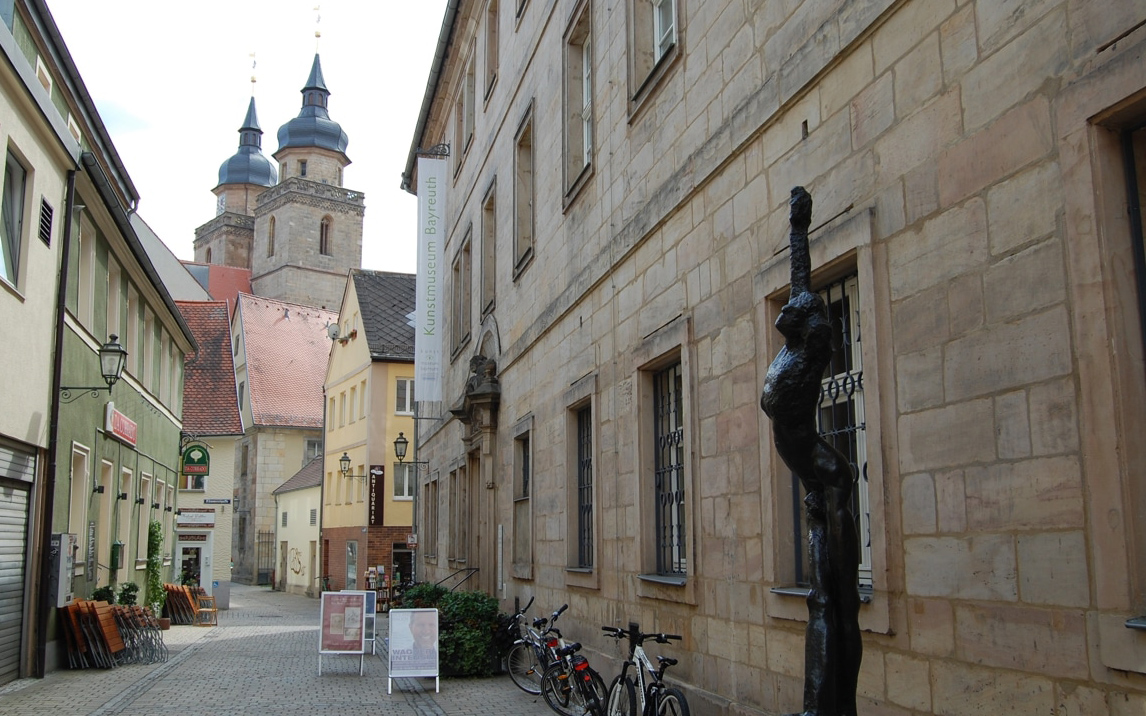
(405, 0), (1146, 714)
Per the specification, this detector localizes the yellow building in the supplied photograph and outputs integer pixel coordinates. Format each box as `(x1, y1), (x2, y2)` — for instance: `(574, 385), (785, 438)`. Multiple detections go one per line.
(322, 269), (417, 594)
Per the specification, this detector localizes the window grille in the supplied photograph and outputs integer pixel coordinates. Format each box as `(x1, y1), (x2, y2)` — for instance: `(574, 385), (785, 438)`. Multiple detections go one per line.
(576, 406), (593, 568)
(653, 362), (686, 576)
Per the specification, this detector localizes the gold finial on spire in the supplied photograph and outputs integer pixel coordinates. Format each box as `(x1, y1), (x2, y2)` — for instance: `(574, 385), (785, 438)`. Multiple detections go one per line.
(249, 52), (257, 95)
(314, 5), (322, 50)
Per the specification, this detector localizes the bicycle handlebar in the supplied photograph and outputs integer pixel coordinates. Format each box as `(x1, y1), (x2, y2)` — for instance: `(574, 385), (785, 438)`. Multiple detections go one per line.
(601, 625), (682, 645)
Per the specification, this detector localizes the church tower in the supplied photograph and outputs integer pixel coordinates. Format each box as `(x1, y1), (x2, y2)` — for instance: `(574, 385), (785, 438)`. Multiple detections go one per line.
(193, 98), (277, 267)
(249, 54), (364, 310)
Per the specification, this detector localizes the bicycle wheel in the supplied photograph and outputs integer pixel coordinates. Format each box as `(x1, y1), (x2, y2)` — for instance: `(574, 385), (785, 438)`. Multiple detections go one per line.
(541, 663), (576, 716)
(508, 642), (543, 694)
(584, 666), (608, 715)
(606, 675), (636, 716)
(656, 686), (691, 716)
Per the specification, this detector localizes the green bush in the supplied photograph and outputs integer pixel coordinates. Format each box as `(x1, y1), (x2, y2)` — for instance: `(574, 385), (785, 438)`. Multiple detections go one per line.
(438, 590), (500, 677)
(91, 585), (116, 603)
(117, 581), (139, 606)
(395, 582), (447, 609)
(394, 586), (500, 676)
(144, 520), (166, 613)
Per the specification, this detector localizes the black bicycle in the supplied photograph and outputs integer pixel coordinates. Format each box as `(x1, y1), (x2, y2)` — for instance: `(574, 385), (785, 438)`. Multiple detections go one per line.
(602, 623), (689, 716)
(540, 640), (608, 716)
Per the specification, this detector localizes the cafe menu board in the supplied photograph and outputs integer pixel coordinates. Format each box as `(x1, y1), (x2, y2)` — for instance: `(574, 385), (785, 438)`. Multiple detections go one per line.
(319, 591), (366, 654)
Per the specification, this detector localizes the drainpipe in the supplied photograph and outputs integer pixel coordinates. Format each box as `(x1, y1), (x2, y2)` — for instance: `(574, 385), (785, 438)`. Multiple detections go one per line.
(36, 168), (77, 677)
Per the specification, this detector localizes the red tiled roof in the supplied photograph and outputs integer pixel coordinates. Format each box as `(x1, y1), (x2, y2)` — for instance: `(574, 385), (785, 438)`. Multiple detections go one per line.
(237, 293), (336, 428)
(177, 300), (243, 435)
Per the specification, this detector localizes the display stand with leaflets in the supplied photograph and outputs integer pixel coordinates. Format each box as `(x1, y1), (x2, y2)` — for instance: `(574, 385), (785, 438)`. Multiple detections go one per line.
(318, 591), (367, 675)
(387, 608), (439, 694)
(340, 590), (377, 655)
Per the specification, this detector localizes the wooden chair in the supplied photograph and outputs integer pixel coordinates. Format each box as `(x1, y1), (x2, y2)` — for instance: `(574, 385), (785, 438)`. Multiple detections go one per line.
(194, 594), (218, 626)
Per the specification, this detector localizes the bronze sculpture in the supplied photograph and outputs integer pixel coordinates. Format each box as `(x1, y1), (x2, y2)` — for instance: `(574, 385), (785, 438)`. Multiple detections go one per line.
(761, 187), (862, 716)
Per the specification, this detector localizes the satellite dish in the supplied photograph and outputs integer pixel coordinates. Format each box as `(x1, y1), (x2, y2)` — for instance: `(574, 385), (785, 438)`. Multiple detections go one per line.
(326, 323), (340, 341)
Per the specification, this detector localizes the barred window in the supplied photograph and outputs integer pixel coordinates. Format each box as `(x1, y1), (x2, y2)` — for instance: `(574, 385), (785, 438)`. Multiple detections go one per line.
(654, 362), (686, 576)
(791, 274), (872, 587)
(576, 406), (593, 569)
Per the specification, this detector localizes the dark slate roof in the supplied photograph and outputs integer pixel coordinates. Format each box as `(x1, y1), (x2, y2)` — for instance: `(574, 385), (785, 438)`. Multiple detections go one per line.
(177, 301), (243, 435)
(351, 270), (416, 361)
(273, 456), (323, 495)
(237, 293), (337, 428)
(276, 54), (349, 158)
(217, 98), (278, 188)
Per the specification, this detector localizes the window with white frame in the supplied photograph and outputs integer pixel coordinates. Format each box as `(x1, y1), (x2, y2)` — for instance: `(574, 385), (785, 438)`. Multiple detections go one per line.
(349, 386), (357, 423)
(305, 439), (321, 463)
(78, 214), (95, 329)
(629, 0), (679, 107)
(393, 462), (414, 499)
(126, 287), (138, 375)
(455, 49), (476, 161)
(564, 4), (593, 196)
(514, 107), (534, 276)
(0, 149), (27, 287)
(106, 258), (121, 340)
(136, 474), (151, 562)
(68, 445), (90, 575)
(396, 378), (415, 415)
(359, 380), (367, 419)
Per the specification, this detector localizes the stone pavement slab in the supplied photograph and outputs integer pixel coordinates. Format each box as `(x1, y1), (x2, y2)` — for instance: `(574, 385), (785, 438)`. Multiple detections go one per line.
(0, 584), (559, 716)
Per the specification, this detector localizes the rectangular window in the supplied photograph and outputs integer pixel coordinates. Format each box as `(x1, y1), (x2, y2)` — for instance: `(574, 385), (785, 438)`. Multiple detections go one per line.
(126, 287), (138, 376)
(310, 508), (317, 526)
(78, 215), (95, 330)
(485, 0), (499, 98)
(328, 397), (335, 431)
(395, 377), (415, 415)
(653, 362), (686, 576)
(357, 465), (365, 503)
(106, 258), (121, 341)
(481, 181), (496, 316)
(325, 472), (332, 505)
(789, 274), (872, 587)
(349, 386), (357, 423)
(629, 0), (679, 109)
(514, 108), (534, 275)
(117, 468), (132, 549)
(451, 232), (473, 355)
(449, 466), (469, 562)
(142, 309), (154, 391)
(564, 5), (593, 196)
(359, 379), (367, 418)
(513, 419), (533, 577)
(305, 439), (321, 463)
(68, 445), (89, 575)
(393, 462), (414, 499)
(282, 511), (288, 527)
(136, 475), (151, 562)
(339, 391), (346, 427)
(576, 406), (593, 568)
(454, 50), (476, 161)
(424, 477), (439, 558)
(0, 149), (27, 286)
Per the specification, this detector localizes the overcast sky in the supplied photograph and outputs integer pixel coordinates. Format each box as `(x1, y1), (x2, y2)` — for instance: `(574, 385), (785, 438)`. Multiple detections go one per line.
(47, 0), (449, 275)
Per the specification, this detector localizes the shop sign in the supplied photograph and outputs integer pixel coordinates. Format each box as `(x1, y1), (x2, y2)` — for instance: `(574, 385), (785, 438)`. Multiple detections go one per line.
(368, 465), (385, 526)
(104, 403), (137, 446)
(182, 445), (210, 475)
(177, 507), (215, 528)
(406, 533), (418, 548)
(178, 533), (208, 542)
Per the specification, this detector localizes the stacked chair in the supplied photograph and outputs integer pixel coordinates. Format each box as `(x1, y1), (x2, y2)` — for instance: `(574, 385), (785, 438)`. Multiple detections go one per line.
(60, 600), (167, 669)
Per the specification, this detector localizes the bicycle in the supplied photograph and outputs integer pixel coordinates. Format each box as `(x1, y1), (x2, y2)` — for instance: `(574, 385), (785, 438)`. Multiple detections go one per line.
(540, 640), (608, 716)
(508, 602), (569, 695)
(602, 623), (689, 716)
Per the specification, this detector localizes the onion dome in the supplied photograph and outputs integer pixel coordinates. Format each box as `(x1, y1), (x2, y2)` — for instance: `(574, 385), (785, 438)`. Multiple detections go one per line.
(275, 54), (349, 158)
(216, 98), (278, 187)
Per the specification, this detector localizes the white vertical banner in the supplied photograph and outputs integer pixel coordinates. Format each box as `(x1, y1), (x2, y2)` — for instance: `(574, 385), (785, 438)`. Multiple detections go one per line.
(415, 157), (446, 402)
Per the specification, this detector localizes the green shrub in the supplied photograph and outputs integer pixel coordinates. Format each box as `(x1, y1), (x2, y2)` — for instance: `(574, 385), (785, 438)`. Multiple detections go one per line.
(395, 582), (447, 609)
(91, 585), (116, 603)
(117, 581), (139, 606)
(394, 586), (500, 676)
(438, 590), (500, 677)
(144, 520), (166, 613)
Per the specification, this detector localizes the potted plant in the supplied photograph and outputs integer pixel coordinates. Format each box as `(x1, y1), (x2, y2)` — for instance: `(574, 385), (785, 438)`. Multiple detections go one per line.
(117, 581), (139, 606)
(144, 520), (168, 628)
(91, 585), (115, 603)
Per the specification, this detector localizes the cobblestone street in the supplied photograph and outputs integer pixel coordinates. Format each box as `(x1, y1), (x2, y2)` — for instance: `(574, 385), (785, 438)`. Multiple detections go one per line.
(0, 585), (557, 716)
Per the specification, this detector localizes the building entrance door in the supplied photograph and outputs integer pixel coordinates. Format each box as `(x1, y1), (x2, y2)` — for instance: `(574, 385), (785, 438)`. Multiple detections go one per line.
(392, 546), (413, 585)
(181, 546), (202, 587)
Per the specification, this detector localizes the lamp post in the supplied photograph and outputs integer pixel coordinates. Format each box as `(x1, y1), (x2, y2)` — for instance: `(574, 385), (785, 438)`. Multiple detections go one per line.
(60, 334), (128, 402)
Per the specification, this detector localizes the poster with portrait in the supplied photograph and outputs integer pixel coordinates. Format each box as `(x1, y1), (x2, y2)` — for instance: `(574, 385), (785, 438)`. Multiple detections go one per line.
(319, 591), (367, 654)
(388, 608), (439, 678)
